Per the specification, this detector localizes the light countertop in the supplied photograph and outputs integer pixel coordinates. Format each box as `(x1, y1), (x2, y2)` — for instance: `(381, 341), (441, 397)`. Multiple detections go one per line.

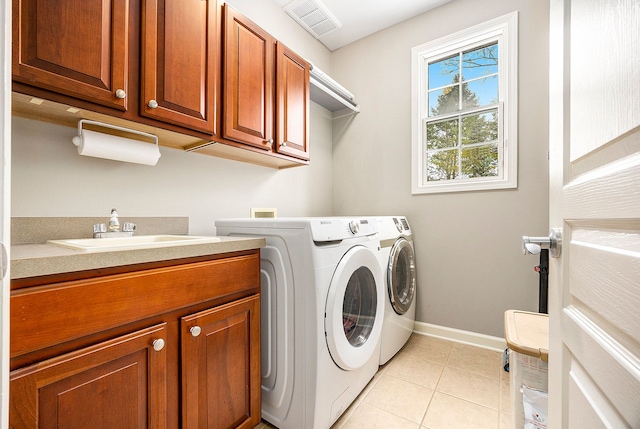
(11, 236), (265, 280)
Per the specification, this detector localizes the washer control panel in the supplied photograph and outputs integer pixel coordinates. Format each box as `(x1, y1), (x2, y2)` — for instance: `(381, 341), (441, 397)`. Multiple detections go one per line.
(310, 218), (377, 242)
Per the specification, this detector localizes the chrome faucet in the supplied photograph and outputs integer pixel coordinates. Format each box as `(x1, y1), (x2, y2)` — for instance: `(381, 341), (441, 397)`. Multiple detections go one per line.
(93, 209), (136, 238)
(108, 208), (120, 231)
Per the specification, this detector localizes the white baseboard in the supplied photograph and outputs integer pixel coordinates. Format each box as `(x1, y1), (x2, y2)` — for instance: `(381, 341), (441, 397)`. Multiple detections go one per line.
(413, 321), (507, 352)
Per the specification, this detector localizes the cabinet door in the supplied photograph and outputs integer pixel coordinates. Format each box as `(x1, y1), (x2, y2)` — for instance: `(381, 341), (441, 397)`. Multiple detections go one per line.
(181, 295), (260, 429)
(222, 5), (274, 151)
(141, 0), (218, 134)
(12, 0), (129, 110)
(10, 324), (168, 429)
(276, 42), (310, 161)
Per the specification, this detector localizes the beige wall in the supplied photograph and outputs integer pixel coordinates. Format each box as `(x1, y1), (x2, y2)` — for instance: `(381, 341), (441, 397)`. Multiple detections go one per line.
(330, 0), (550, 337)
(11, 104), (333, 234)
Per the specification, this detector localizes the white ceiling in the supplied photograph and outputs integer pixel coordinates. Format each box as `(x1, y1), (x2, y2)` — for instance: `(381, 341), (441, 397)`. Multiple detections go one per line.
(273, 0), (453, 51)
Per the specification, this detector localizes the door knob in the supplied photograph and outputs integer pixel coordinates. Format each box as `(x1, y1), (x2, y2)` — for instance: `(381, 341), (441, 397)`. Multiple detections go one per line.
(522, 228), (562, 258)
(148, 99), (158, 109)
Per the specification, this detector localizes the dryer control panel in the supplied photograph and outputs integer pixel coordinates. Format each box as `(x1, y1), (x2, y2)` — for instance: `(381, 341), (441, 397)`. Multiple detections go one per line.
(309, 218), (378, 242)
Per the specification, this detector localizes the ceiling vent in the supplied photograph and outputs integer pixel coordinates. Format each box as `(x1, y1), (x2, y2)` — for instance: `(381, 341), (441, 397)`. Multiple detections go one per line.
(284, 0), (342, 39)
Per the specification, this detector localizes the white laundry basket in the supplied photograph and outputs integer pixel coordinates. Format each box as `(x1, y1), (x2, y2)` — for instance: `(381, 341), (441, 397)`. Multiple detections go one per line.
(504, 310), (549, 429)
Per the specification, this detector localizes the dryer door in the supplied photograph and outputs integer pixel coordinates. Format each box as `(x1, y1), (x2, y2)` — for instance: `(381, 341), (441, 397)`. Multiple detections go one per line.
(325, 245), (384, 371)
(388, 238), (416, 315)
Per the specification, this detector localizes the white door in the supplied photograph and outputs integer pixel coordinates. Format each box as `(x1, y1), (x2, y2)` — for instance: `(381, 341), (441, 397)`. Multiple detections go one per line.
(0, 1), (10, 427)
(548, 0), (640, 428)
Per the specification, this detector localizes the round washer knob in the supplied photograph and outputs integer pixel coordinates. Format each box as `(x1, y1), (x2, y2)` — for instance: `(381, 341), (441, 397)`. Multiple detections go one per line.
(190, 326), (202, 337)
(152, 338), (165, 352)
(349, 220), (360, 234)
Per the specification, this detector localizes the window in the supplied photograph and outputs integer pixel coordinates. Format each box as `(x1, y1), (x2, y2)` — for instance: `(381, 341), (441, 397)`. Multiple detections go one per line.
(411, 13), (518, 194)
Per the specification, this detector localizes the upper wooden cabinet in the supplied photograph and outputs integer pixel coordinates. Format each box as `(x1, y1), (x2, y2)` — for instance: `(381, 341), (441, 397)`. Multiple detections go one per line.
(12, 0), (310, 166)
(12, 0), (130, 110)
(141, 0), (219, 134)
(222, 5), (274, 152)
(222, 5), (310, 161)
(13, 0), (219, 134)
(276, 42), (310, 161)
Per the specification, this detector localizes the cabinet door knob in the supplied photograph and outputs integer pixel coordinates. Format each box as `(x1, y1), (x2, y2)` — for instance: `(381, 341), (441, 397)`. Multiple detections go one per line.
(280, 141), (287, 147)
(115, 89), (126, 99)
(190, 326), (202, 337)
(152, 338), (165, 351)
(148, 99), (159, 109)
(267, 139), (274, 145)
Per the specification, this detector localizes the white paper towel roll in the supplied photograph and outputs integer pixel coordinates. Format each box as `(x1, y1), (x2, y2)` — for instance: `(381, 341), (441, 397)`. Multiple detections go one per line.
(73, 130), (161, 165)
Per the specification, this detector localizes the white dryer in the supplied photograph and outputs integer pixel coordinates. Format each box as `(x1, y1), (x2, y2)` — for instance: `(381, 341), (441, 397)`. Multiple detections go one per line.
(215, 217), (384, 429)
(377, 216), (417, 365)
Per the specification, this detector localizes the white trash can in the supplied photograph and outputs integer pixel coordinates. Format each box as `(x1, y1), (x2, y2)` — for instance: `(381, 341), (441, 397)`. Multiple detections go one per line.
(504, 310), (549, 429)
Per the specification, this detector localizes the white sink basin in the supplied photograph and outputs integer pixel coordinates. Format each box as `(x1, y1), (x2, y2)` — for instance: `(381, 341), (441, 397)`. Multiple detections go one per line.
(47, 235), (221, 252)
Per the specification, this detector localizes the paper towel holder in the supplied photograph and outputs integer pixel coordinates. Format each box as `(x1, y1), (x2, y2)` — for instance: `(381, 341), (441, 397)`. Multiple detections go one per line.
(72, 119), (160, 165)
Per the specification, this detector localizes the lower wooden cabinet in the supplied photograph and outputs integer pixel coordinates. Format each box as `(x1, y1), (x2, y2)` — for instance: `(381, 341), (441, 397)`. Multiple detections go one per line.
(9, 251), (262, 429)
(10, 324), (169, 429)
(181, 295), (260, 429)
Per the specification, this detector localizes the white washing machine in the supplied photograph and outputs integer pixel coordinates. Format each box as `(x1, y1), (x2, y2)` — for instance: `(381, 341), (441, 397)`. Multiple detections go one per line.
(377, 216), (417, 365)
(215, 217), (384, 429)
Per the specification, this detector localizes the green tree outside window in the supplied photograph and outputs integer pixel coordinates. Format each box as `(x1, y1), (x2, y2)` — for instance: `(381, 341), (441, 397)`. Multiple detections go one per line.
(425, 44), (499, 182)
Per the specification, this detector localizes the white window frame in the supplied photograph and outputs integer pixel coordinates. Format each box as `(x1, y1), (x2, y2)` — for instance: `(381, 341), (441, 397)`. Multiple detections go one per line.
(411, 12), (518, 194)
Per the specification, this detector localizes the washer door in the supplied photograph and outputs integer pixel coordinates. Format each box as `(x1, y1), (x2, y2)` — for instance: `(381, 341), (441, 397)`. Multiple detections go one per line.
(325, 245), (384, 371)
(388, 238), (416, 315)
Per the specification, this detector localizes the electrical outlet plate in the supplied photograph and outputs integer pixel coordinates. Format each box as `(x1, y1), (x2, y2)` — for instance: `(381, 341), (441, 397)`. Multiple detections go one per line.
(251, 208), (277, 218)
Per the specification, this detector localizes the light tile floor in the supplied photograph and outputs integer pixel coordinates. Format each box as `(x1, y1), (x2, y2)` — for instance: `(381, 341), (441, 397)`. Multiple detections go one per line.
(255, 334), (512, 429)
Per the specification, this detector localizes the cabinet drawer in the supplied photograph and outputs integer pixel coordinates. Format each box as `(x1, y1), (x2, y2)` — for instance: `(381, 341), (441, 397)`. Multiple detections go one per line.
(11, 253), (260, 358)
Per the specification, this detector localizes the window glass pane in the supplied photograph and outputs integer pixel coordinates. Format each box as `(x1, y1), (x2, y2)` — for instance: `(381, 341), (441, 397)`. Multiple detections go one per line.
(463, 75), (498, 109)
(413, 14), (516, 193)
(461, 110), (498, 145)
(462, 43), (498, 81)
(428, 85), (459, 117)
(428, 54), (459, 89)
(427, 149), (459, 181)
(426, 118), (459, 150)
(461, 144), (498, 178)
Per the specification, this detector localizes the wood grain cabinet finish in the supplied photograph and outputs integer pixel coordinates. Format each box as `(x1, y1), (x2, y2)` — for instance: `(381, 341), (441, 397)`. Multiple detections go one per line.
(222, 4), (274, 151)
(13, 0), (220, 134)
(181, 295), (260, 429)
(222, 5), (310, 161)
(12, 0), (310, 166)
(9, 251), (261, 429)
(141, 0), (219, 134)
(10, 324), (168, 429)
(12, 0), (130, 110)
(275, 42), (310, 161)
